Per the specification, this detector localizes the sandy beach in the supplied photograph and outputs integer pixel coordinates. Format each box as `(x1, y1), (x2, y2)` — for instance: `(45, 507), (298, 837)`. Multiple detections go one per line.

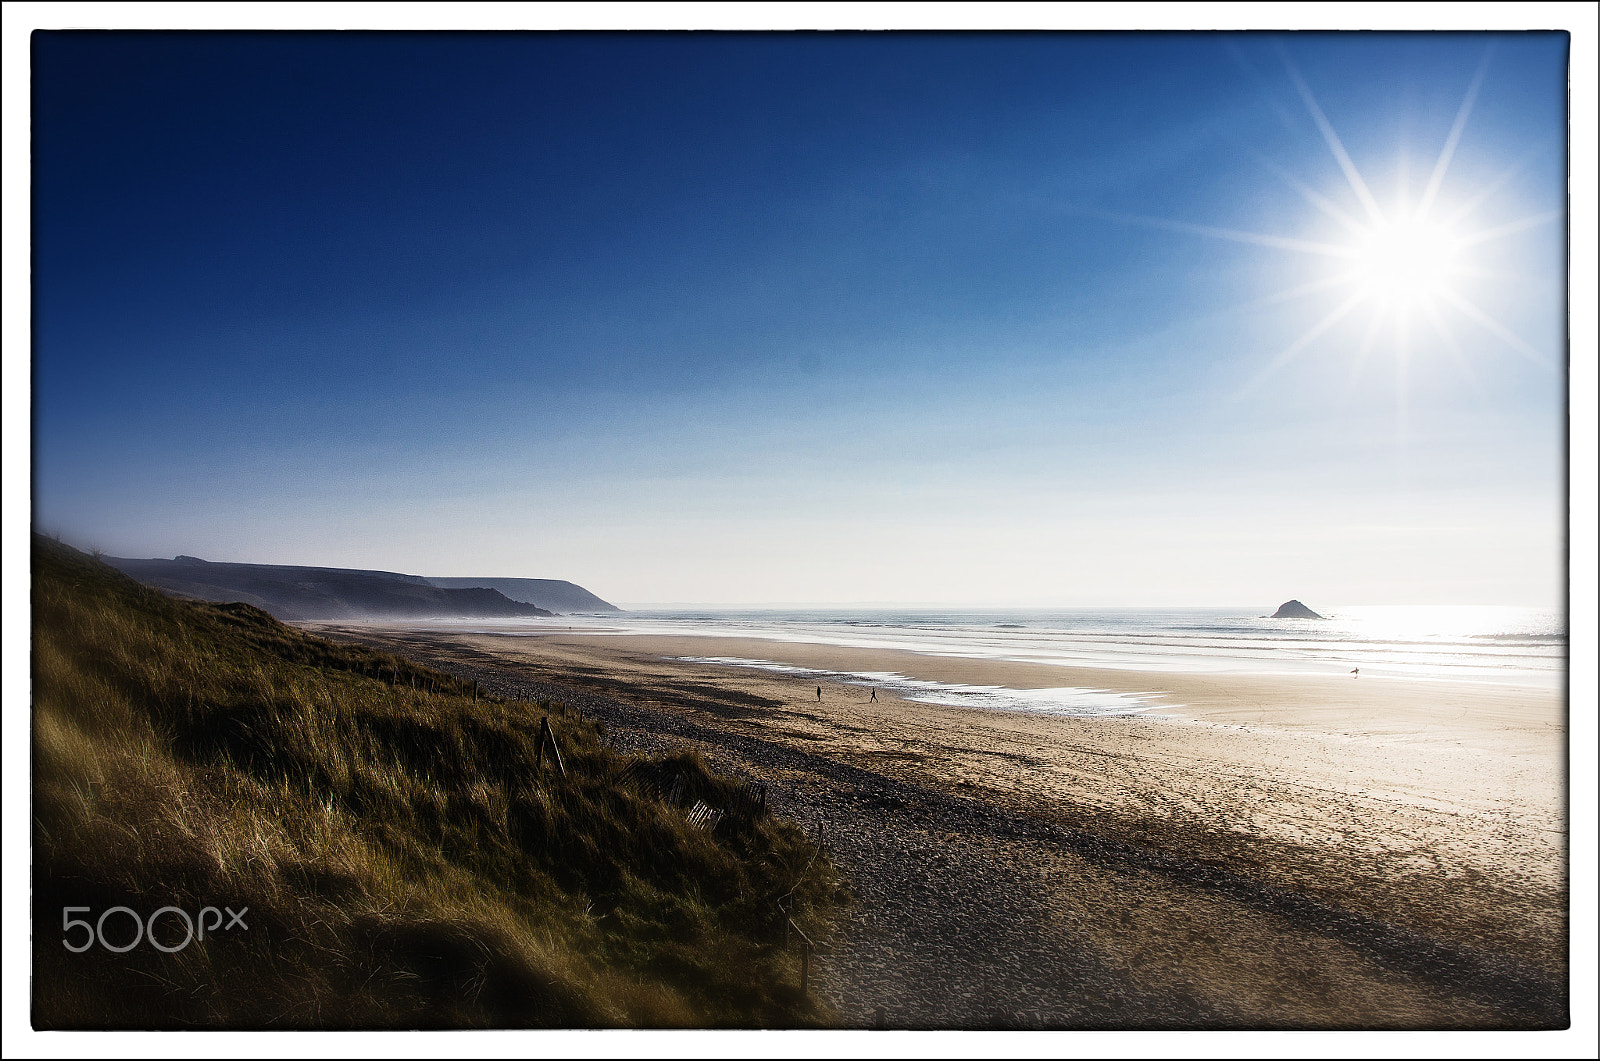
(305, 621), (1568, 1028)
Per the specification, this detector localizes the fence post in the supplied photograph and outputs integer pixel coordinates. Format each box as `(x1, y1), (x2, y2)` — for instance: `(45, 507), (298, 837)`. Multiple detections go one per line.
(537, 716), (567, 776)
(787, 917), (814, 996)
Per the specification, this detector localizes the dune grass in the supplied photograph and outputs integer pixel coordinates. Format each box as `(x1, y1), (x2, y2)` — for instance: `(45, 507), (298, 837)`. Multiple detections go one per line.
(31, 536), (847, 1029)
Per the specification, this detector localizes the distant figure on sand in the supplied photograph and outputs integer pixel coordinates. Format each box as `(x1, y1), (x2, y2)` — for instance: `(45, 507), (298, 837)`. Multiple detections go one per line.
(816, 686), (821, 701)
(1352, 668), (1359, 678)
(870, 687), (877, 702)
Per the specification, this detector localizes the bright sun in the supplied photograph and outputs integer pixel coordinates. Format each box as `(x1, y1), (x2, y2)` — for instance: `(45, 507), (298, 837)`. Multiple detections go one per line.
(1346, 213), (1463, 306)
(1134, 53), (1556, 380)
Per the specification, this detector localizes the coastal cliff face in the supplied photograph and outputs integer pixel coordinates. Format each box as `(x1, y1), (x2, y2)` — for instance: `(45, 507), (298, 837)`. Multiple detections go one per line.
(104, 555), (558, 621)
(1270, 600), (1324, 619)
(425, 576), (622, 613)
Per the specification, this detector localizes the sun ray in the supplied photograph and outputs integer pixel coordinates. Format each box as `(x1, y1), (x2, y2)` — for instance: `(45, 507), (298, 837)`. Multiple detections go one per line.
(1244, 273), (1354, 310)
(1398, 149), (1412, 216)
(1455, 210), (1562, 249)
(1244, 287), (1370, 393)
(1417, 48), (1494, 221)
(1251, 152), (1368, 235)
(1225, 39), (1306, 138)
(1092, 209), (1353, 258)
(1441, 139), (1557, 228)
(1394, 305), (1412, 462)
(1419, 295), (1487, 395)
(1280, 50), (1386, 226)
(1343, 299), (1390, 392)
(1451, 262), (1538, 281)
(1433, 285), (1550, 366)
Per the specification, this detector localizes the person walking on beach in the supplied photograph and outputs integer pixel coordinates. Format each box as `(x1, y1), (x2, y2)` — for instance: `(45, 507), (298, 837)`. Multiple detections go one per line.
(870, 687), (877, 702)
(816, 685), (822, 701)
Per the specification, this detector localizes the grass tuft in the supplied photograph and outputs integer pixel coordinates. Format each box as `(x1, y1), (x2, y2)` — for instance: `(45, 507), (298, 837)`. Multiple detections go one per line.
(31, 535), (847, 1029)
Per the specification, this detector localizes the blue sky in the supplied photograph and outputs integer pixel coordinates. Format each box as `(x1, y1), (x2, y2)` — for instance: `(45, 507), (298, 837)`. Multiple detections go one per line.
(29, 30), (1572, 605)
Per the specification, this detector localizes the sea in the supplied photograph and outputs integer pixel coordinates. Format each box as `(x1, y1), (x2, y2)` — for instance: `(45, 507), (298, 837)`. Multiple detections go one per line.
(444, 604), (1567, 720)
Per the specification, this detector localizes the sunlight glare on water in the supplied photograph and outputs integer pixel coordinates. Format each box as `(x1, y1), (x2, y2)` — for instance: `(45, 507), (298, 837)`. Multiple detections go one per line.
(441, 603), (1565, 689)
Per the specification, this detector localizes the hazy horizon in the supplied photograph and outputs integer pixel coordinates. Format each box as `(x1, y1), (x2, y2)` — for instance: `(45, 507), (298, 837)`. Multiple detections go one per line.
(40, 533), (1568, 612)
(29, 31), (1570, 608)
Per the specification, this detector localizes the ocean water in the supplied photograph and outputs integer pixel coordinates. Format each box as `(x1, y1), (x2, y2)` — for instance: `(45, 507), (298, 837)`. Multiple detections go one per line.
(448, 604), (1566, 717)
(670, 655), (1174, 718)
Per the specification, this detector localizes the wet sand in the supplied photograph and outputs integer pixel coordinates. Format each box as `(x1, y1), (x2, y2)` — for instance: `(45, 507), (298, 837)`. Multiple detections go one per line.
(304, 621), (1568, 1028)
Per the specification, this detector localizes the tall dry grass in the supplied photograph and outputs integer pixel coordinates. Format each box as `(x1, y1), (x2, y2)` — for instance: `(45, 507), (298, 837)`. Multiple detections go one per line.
(32, 536), (846, 1029)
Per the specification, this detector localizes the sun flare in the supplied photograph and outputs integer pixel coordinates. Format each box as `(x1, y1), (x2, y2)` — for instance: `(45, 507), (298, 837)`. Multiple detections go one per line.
(1193, 54), (1561, 385)
(1345, 212), (1463, 306)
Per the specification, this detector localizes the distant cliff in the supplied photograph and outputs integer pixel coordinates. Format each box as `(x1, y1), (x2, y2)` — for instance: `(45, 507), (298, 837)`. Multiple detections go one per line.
(426, 576), (622, 613)
(104, 556), (556, 621)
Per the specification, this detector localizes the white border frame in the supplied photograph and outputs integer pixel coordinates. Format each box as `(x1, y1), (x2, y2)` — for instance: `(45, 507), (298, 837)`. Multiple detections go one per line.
(5, 5), (1594, 1058)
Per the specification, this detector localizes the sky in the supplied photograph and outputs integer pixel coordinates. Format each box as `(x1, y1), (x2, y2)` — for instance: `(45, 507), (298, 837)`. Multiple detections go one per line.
(25, 27), (1576, 607)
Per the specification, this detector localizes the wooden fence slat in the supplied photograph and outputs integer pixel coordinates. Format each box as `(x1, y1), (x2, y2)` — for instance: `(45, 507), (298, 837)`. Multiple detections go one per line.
(536, 716), (567, 776)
